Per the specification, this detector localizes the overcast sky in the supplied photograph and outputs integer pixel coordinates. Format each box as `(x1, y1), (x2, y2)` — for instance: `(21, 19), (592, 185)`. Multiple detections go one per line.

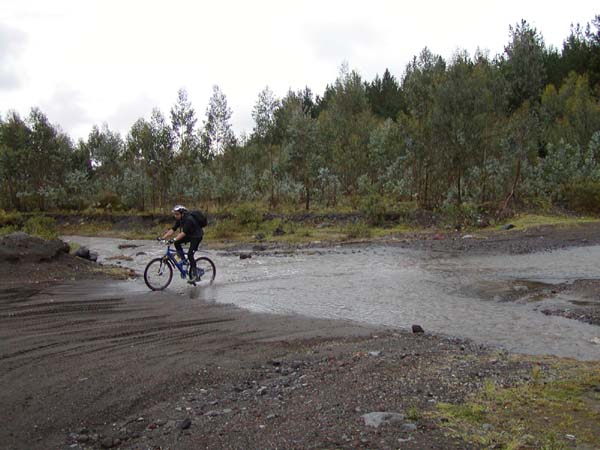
(0, 0), (598, 141)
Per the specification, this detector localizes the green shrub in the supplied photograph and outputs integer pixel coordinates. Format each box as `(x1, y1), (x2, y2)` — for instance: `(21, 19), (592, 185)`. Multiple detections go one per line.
(23, 216), (59, 240)
(0, 209), (23, 227)
(343, 221), (372, 239)
(563, 181), (600, 213)
(232, 203), (263, 228)
(0, 225), (17, 236)
(360, 195), (387, 226)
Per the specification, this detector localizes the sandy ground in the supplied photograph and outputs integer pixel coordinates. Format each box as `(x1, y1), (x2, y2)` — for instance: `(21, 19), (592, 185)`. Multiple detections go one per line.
(1, 226), (599, 449)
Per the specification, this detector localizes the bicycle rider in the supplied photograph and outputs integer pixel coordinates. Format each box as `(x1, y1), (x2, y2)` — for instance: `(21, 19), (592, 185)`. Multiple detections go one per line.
(160, 205), (204, 282)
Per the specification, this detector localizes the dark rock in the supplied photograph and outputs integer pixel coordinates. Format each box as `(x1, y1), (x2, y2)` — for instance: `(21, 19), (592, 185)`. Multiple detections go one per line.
(273, 226), (286, 236)
(118, 244), (140, 249)
(75, 246), (90, 259)
(177, 418), (192, 430)
(412, 325), (425, 333)
(0, 232), (69, 262)
(88, 252), (98, 262)
(239, 253), (252, 260)
(100, 437), (115, 448)
(501, 224), (515, 230)
(252, 244), (267, 252)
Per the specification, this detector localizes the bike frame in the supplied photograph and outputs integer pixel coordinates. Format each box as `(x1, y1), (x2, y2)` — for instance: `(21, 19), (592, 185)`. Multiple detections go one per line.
(162, 244), (190, 279)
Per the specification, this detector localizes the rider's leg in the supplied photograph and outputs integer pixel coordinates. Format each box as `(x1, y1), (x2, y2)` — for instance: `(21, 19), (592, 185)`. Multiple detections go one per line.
(187, 238), (201, 279)
(174, 238), (190, 260)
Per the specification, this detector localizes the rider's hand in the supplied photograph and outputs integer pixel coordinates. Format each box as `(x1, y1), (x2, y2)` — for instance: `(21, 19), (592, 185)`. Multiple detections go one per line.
(167, 239), (175, 244)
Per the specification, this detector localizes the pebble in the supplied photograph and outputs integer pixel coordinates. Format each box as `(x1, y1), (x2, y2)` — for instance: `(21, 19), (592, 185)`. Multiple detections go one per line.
(177, 418), (192, 430)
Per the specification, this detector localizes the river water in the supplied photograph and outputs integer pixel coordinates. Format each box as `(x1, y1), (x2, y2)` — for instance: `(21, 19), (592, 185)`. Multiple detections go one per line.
(64, 236), (600, 360)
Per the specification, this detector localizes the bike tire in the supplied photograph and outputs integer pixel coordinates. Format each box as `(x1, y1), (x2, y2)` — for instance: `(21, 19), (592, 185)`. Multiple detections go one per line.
(193, 256), (216, 286)
(144, 257), (173, 291)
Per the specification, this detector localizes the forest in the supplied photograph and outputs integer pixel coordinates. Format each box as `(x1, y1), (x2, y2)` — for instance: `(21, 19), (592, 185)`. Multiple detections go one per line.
(1, 17), (600, 220)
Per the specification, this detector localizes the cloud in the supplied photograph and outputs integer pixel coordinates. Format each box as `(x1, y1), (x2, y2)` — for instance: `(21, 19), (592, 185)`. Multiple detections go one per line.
(39, 85), (91, 130)
(306, 21), (382, 62)
(104, 94), (158, 137)
(0, 23), (27, 90)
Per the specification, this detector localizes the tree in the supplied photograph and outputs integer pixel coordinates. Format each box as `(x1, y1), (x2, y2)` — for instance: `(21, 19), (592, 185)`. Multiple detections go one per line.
(252, 86), (280, 207)
(285, 106), (319, 210)
(366, 68), (404, 120)
(501, 20), (547, 110)
(200, 85), (236, 158)
(170, 88), (199, 161)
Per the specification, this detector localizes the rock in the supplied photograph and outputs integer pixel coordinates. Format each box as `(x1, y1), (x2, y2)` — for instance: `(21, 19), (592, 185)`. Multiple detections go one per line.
(432, 234), (444, 241)
(252, 244), (267, 252)
(88, 252), (98, 262)
(205, 410), (221, 417)
(462, 234), (474, 239)
(362, 412), (405, 428)
(100, 437), (115, 448)
(78, 434), (90, 443)
(482, 423), (493, 431)
(254, 233), (266, 241)
(118, 244), (140, 249)
(501, 224), (515, 230)
(412, 325), (425, 333)
(368, 351), (382, 357)
(75, 246), (91, 259)
(177, 418), (192, 430)
(272, 226), (286, 236)
(257, 386), (268, 396)
(239, 253), (252, 260)
(402, 422), (417, 432)
(0, 232), (70, 262)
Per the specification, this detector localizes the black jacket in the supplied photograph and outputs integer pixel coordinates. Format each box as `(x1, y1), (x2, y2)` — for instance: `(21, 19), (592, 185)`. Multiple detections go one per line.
(172, 213), (203, 239)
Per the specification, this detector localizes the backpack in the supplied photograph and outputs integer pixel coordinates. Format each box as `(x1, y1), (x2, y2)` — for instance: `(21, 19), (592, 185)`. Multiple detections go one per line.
(190, 210), (208, 228)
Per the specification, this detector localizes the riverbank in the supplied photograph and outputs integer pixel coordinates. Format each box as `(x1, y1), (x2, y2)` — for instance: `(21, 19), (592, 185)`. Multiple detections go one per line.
(1, 231), (600, 449)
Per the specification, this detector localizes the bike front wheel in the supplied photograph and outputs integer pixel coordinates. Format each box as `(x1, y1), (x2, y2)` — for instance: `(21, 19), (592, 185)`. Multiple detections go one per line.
(144, 257), (173, 291)
(193, 256), (216, 286)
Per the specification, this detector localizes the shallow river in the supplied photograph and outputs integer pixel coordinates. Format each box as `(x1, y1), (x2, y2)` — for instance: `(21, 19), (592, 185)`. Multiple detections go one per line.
(64, 236), (600, 361)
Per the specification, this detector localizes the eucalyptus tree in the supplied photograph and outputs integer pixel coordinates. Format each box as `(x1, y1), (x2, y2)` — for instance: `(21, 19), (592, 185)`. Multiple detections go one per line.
(402, 48), (446, 206)
(200, 85), (236, 159)
(170, 88), (199, 162)
(284, 105), (319, 210)
(252, 86), (280, 206)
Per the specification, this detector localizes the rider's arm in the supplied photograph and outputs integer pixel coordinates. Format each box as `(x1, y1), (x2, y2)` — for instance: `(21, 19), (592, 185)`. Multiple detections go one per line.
(161, 229), (175, 240)
(173, 231), (186, 243)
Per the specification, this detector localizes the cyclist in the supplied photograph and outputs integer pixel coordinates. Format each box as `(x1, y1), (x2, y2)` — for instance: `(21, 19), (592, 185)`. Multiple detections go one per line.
(161, 205), (204, 282)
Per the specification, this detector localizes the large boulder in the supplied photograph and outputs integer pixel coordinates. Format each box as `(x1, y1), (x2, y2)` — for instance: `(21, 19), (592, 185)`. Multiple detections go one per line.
(0, 232), (69, 263)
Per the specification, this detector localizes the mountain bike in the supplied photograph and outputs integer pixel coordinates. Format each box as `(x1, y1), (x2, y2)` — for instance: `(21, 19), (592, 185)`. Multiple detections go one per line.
(144, 239), (216, 291)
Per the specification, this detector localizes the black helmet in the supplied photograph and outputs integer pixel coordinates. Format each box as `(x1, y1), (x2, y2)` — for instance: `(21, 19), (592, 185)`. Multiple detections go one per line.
(172, 204), (187, 213)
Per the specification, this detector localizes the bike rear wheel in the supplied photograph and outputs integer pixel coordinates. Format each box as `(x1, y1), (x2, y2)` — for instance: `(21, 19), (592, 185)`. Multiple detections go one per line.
(193, 256), (216, 286)
(144, 257), (173, 291)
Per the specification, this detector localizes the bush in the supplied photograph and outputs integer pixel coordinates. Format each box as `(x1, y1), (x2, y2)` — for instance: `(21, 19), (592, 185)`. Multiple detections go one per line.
(232, 203), (263, 228)
(0, 225), (17, 236)
(563, 181), (600, 213)
(23, 216), (59, 240)
(0, 209), (23, 227)
(343, 221), (372, 240)
(360, 195), (387, 226)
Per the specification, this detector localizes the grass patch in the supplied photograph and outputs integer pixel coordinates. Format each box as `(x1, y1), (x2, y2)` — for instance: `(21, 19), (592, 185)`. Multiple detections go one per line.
(435, 361), (600, 449)
(500, 213), (600, 231)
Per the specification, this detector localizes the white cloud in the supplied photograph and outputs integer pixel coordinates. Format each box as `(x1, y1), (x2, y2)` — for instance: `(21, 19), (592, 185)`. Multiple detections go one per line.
(0, 23), (27, 90)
